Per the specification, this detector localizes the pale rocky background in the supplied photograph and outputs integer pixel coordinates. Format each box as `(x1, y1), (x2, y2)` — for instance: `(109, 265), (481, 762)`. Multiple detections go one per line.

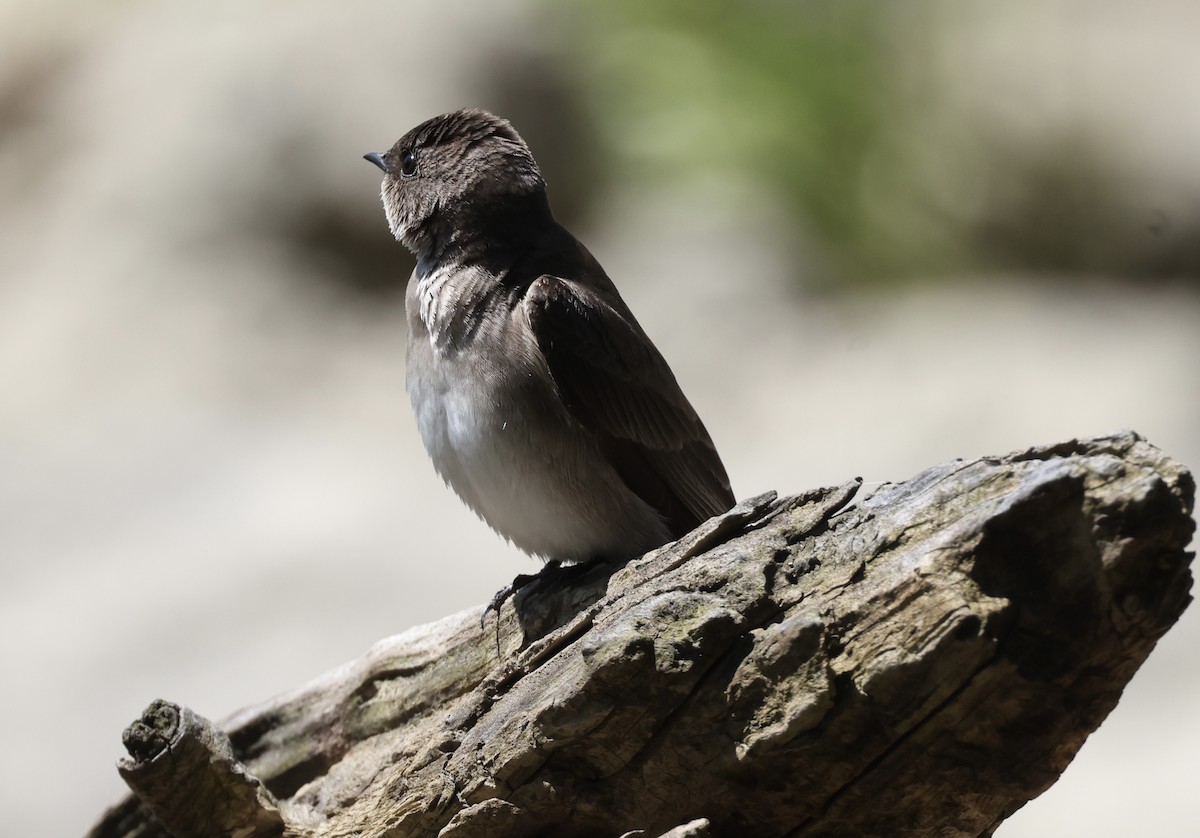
(0, 1), (1197, 836)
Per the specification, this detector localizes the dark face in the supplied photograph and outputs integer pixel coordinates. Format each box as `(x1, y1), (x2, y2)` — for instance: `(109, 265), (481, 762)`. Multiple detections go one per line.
(366, 109), (545, 258)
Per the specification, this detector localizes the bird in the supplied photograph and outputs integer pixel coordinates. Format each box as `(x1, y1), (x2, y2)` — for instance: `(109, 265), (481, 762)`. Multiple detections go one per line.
(364, 108), (734, 587)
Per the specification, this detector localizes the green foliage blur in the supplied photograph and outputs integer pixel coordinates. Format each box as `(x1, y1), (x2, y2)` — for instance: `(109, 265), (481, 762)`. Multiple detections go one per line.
(570, 1), (902, 283)
(560, 1), (1198, 287)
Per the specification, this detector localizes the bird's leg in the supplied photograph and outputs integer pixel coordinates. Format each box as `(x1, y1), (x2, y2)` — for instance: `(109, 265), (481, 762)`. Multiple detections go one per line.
(481, 557), (609, 627)
(482, 560), (562, 627)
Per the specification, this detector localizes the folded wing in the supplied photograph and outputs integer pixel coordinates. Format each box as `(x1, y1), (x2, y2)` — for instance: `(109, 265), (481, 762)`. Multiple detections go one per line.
(526, 275), (735, 536)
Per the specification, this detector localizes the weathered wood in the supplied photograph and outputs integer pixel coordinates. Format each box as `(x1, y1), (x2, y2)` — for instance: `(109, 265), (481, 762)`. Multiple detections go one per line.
(88, 431), (1194, 838)
(115, 700), (284, 838)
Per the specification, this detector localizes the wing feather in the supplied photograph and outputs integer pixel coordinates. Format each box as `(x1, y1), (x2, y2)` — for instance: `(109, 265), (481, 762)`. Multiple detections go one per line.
(525, 275), (734, 535)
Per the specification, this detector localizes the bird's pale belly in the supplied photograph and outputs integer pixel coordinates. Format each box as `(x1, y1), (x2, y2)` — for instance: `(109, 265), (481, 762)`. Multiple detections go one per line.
(407, 351), (670, 562)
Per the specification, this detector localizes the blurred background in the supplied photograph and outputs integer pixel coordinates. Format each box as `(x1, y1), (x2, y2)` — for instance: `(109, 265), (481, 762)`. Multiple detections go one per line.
(1, 1), (1196, 834)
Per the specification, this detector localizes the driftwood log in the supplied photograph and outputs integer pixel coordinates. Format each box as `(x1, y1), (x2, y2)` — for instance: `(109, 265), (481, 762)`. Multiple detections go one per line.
(89, 431), (1194, 837)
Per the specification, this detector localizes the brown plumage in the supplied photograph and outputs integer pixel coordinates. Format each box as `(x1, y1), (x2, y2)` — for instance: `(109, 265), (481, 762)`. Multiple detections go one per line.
(366, 108), (734, 564)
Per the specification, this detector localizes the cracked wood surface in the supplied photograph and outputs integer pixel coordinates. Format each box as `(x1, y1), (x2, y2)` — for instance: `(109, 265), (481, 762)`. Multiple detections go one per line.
(89, 431), (1195, 838)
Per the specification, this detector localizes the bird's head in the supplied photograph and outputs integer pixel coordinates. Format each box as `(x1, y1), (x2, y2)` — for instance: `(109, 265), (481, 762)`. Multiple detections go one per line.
(364, 109), (546, 260)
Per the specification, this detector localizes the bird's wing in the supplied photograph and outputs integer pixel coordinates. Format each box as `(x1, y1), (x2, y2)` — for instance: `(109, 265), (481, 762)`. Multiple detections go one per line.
(525, 274), (735, 536)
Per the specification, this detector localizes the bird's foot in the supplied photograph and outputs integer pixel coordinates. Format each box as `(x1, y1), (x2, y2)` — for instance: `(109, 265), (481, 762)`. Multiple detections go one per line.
(482, 560), (561, 627)
(481, 559), (605, 627)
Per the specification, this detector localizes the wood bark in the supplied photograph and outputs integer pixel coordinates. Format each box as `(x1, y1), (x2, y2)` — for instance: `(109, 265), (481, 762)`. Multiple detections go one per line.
(88, 431), (1195, 838)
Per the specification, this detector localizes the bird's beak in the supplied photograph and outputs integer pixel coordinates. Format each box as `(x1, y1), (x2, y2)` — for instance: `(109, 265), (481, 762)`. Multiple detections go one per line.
(363, 152), (389, 173)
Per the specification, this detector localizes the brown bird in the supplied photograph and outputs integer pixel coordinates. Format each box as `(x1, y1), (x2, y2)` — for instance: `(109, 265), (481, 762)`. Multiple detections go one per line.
(364, 108), (734, 576)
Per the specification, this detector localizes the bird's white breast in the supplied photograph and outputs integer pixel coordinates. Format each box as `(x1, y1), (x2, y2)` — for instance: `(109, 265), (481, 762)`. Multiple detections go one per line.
(408, 336), (668, 561)
(408, 345), (593, 559)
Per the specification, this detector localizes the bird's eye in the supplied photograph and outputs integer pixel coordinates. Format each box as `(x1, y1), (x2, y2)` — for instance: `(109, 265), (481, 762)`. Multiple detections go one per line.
(400, 149), (418, 176)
